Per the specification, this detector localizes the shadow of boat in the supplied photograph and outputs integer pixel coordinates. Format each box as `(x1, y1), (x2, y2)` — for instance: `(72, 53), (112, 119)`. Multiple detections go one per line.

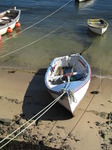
(0, 137), (60, 150)
(22, 68), (72, 121)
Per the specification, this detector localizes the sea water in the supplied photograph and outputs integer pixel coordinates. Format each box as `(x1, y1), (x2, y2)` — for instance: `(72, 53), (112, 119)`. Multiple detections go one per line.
(0, 0), (112, 77)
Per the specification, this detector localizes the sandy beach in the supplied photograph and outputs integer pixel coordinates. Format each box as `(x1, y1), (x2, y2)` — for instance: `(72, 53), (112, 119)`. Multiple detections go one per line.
(0, 68), (112, 150)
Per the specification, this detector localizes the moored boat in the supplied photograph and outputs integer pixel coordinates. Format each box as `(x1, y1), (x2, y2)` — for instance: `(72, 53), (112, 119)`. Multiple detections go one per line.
(75, 0), (95, 10)
(0, 7), (21, 36)
(45, 53), (91, 116)
(76, 0), (89, 2)
(87, 18), (109, 35)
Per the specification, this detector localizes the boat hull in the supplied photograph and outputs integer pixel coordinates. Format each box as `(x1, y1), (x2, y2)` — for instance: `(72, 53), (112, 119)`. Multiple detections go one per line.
(88, 26), (107, 35)
(77, 0), (88, 2)
(49, 78), (90, 116)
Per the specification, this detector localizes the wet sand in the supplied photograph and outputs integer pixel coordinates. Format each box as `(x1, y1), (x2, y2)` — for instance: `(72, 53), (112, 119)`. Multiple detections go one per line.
(0, 68), (112, 150)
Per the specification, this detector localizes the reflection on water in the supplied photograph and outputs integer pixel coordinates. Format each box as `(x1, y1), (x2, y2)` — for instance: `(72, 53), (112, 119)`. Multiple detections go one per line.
(0, 0), (112, 76)
(5, 28), (22, 39)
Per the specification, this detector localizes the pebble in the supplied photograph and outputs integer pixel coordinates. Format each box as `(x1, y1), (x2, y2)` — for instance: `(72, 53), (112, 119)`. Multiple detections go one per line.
(0, 118), (11, 126)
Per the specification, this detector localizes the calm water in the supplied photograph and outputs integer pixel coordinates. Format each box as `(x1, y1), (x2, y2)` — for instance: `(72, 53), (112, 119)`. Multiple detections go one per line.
(0, 0), (112, 77)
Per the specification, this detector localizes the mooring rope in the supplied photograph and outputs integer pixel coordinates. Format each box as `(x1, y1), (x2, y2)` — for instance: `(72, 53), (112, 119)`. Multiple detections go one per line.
(60, 80), (102, 149)
(0, 91), (64, 144)
(0, 91), (66, 149)
(2, 0), (73, 43)
(0, 25), (62, 59)
(99, 59), (102, 150)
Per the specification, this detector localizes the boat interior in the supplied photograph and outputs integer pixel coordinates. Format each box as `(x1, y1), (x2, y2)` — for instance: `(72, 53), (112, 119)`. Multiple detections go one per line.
(49, 55), (88, 85)
(0, 9), (19, 25)
(88, 19), (107, 28)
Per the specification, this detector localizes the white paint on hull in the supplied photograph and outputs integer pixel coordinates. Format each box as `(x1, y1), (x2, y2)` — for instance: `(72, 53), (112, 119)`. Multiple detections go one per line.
(49, 78), (90, 115)
(77, 0), (87, 2)
(0, 18), (19, 35)
(88, 26), (107, 35)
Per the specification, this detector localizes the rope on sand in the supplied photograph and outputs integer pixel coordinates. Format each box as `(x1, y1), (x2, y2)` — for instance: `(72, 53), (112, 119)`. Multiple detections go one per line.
(0, 91), (66, 150)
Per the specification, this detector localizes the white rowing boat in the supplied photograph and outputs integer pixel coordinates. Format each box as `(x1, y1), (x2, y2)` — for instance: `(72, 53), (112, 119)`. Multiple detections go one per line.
(0, 7), (21, 35)
(45, 53), (91, 116)
(76, 0), (88, 2)
(87, 18), (109, 35)
(75, 0), (95, 10)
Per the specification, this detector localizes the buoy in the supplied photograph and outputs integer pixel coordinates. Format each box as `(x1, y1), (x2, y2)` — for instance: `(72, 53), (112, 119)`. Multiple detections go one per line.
(7, 27), (13, 33)
(15, 22), (21, 28)
(0, 34), (2, 42)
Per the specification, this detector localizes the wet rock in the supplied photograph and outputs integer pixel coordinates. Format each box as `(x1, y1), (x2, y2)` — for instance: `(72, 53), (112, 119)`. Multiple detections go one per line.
(90, 110), (108, 119)
(56, 126), (65, 130)
(13, 115), (22, 125)
(109, 138), (112, 144)
(39, 140), (44, 146)
(106, 120), (112, 125)
(7, 98), (19, 104)
(90, 91), (100, 94)
(63, 138), (67, 142)
(62, 145), (72, 150)
(100, 112), (108, 119)
(89, 110), (99, 116)
(32, 134), (38, 143)
(101, 143), (108, 150)
(0, 126), (5, 135)
(48, 133), (53, 136)
(108, 100), (112, 103)
(20, 113), (25, 118)
(49, 137), (56, 143)
(15, 119), (21, 125)
(107, 112), (112, 120)
(8, 70), (16, 73)
(23, 131), (31, 141)
(95, 121), (101, 126)
(0, 96), (2, 99)
(13, 115), (20, 121)
(74, 138), (80, 142)
(99, 130), (105, 139)
(19, 118), (26, 125)
(0, 137), (60, 150)
(0, 118), (11, 126)
(7, 126), (16, 134)
(42, 136), (46, 140)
